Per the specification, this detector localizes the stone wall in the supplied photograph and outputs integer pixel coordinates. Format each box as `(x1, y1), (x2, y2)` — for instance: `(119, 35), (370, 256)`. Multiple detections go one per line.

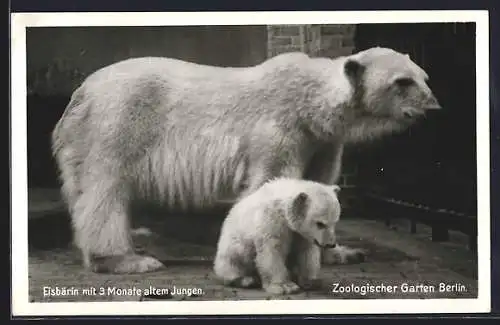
(266, 24), (356, 58)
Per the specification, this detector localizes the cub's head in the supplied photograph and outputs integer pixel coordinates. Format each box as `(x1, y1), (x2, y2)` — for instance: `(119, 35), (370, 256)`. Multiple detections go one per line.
(343, 47), (441, 142)
(288, 184), (342, 249)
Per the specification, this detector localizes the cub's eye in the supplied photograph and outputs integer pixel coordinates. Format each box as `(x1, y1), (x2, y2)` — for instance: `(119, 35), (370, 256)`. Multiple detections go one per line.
(315, 222), (327, 229)
(395, 77), (415, 88)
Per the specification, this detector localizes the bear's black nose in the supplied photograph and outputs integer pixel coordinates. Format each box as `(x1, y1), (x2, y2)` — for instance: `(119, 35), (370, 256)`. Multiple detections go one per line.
(324, 243), (337, 249)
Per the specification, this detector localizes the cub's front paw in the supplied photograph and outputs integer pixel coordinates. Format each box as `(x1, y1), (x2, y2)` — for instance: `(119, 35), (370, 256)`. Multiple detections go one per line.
(264, 281), (301, 295)
(322, 245), (367, 265)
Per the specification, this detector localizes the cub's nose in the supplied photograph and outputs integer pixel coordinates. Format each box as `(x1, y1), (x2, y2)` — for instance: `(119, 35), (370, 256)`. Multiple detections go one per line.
(324, 243), (337, 249)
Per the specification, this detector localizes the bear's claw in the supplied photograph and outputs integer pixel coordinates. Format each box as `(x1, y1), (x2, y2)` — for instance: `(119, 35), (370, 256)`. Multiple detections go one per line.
(265, 281), (302, 295)
(322, 246), (367, 265)
(91, 254), (165, 274)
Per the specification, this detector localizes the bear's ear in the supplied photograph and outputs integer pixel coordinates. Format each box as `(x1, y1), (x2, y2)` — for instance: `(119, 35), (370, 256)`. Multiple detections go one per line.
(292, 192), (309, 217)
(344, 59), (365, 80)
(331, 185), (341, 193)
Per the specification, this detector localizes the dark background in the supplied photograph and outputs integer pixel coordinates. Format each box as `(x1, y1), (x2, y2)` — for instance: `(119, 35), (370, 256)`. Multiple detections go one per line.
(352, 23), (477, 216)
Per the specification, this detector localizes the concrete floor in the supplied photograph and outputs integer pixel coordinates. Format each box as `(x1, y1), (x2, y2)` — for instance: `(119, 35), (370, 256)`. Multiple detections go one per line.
(27, 188), (478, 302)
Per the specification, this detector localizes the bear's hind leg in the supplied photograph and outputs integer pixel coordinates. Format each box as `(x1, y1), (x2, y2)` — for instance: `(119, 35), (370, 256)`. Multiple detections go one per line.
(53, 142), (86, 216)
(72, 178), (164, 274)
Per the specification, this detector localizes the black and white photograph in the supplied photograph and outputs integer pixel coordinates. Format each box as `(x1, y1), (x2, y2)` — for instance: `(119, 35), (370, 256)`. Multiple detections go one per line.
(11, 11), (491, 316)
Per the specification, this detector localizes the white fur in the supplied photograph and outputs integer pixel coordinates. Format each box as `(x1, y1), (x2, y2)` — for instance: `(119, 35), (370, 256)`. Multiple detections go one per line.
(214, 178), (341, 295)
(52, 47), (439, 273)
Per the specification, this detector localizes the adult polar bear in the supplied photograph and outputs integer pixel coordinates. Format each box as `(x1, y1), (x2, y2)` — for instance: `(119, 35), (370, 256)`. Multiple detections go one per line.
(52, 47), (441, 274)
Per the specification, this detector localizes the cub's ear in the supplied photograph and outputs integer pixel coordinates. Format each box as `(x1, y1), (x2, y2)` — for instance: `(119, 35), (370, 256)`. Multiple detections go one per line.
(331, 185), (341, 193)
(344, 59), (365, 80)
(292, 192), (309, 217)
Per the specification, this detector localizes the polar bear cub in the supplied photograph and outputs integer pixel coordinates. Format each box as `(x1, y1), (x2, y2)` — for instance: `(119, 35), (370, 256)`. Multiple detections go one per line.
(214, 178), (341, 295)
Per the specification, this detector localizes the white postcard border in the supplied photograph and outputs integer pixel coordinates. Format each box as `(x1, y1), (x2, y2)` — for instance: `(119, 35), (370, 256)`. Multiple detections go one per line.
(10, 10), (491, 316)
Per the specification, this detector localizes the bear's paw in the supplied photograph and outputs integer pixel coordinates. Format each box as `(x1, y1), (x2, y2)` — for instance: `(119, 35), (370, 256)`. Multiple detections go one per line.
(322, 245), (367, 265)
(264, 281), (302, 295)
(91, 254), (165, 274)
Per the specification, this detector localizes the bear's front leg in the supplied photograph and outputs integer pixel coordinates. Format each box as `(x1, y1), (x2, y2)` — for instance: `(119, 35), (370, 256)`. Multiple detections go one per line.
(322, 245), (367, 265)
(291, 239), (323, 291)
(255, 239), (301, 295)
(238, 134), (307, 201)
(305, 143), (367, 265)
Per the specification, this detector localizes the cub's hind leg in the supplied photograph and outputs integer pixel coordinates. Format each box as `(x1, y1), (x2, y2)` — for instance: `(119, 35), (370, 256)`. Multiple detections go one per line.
(214, 242), (260, 288)
(214, 256), (259, 288)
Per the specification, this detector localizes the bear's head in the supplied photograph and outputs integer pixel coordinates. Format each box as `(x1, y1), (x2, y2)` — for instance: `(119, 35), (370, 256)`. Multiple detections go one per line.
(288, 184), (342, 248)
(343, 47), (441, 142)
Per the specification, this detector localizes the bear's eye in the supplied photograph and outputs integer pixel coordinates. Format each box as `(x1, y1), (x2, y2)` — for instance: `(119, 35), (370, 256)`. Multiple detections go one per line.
(395, 77), (415, 88)
(316, 222), (327, 229)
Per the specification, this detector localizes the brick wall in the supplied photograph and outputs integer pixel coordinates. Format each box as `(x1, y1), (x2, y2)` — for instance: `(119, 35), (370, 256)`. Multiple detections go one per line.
(266, 24), (356, 58)
(266, 24), (359, 191)
(315, 25), (356, 58)
(266, 25), (306, 57)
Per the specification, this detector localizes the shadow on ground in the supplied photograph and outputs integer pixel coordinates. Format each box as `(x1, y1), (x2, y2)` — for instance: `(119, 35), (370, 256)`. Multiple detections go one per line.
(27, 189), (478, 302)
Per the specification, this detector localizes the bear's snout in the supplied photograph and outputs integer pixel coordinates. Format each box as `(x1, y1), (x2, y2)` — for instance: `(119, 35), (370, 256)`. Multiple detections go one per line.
(423, 94), (442, 110)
